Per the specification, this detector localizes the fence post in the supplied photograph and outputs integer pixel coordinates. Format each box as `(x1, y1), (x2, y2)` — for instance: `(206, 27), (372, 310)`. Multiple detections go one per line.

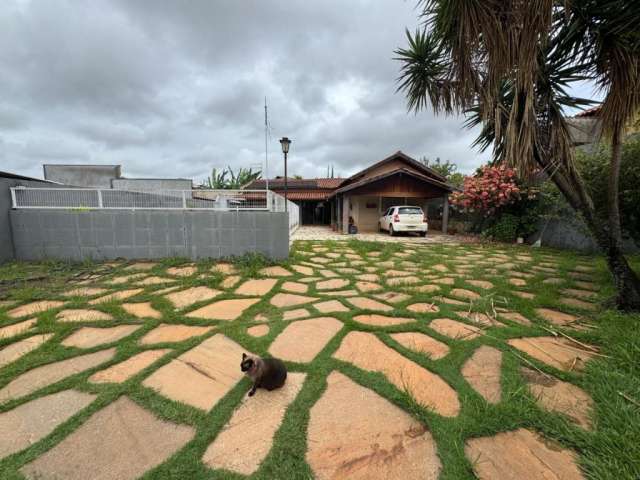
(97, 190), (103, 208)
(182, 191), (187, 209)
(10, 188), (17, 208)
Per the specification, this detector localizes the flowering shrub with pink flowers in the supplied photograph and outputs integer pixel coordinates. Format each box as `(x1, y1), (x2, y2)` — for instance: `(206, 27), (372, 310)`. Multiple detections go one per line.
(450, 166), (522, 216)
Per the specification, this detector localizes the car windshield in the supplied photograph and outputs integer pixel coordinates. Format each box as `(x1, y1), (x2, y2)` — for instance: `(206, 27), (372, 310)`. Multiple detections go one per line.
(398, 207), (422, 215)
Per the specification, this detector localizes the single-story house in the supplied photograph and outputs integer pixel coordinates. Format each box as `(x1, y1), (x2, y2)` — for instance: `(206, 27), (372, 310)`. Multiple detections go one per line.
(246, 151), (454, 233)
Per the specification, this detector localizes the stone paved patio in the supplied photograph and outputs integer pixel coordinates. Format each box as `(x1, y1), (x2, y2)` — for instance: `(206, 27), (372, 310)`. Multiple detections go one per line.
(0, 239), (607, 478)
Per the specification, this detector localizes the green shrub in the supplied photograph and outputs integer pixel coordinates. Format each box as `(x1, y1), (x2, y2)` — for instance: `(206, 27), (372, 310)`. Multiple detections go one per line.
(482, 214), (519, 242)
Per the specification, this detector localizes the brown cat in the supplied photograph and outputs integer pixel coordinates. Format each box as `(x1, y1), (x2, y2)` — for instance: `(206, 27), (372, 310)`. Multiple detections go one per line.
(240, 353), (287, 396)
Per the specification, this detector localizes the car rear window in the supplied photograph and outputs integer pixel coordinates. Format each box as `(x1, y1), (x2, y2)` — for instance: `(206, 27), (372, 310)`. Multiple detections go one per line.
(398, 207), (423, 215)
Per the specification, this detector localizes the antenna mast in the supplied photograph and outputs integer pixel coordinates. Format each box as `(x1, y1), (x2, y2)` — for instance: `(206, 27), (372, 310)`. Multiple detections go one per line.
(264, 97), (269, 191)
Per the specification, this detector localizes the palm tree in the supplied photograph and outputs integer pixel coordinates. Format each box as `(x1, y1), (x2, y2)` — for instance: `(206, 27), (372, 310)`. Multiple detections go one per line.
(396, 0), (640, 310)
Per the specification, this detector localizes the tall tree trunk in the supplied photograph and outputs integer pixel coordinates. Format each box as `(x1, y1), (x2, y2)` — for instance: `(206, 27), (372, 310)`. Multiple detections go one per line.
(608, 127), (623, 245)
(537, 151), (640, 311)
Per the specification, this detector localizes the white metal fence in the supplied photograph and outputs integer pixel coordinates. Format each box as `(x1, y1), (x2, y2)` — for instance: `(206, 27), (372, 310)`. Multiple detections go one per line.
(10, 186), (300, 232)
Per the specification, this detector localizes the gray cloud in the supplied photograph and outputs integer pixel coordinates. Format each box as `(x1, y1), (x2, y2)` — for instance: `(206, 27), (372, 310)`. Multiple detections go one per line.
(2, 0), (586, 182)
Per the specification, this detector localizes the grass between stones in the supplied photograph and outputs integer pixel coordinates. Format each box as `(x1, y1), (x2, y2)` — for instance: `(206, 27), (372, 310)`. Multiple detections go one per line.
(0, 242), (638, 479)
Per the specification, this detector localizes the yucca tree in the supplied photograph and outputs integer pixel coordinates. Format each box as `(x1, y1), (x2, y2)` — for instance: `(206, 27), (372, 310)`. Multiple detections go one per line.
(396, 0), (640, 310)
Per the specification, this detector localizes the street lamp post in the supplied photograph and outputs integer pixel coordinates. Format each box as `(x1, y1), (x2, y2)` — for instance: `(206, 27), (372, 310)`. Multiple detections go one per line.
(279, 137), (291, 212)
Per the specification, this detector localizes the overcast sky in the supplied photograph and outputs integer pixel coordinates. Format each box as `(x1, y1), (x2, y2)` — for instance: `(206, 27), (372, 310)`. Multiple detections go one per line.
(0, 1), (600, 182)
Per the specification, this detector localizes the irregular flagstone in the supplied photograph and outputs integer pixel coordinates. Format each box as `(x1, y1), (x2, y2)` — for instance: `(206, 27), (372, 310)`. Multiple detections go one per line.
(508, 336), (596, 372)
(535, 308), (579, 325)
(143, 335), (247, 410)
(434, 296), (467, 306)
(513, 291), (535, 300)
(386, 269), (412, 277)
(0, 348), (116, 403)
(260, 266), (292, 277)
(0, 390), (96, 460)
(310, 256), (331, 264)
(89, 288), (143, 305)
(212, 263), (237, 275)
(166, 265), (198, 277)
(465, 428), (584, 480)
(432, 277), (455, 285)
(235, 279), (278, 296)
(462, 346), (502, 404)
(89, 349), (171, 383)
(521, 368), (593, 430)
(282, 308), (310, 320)
(334, 332), (459, 416)
(356, 273), (379, 282)
(412, 284), (440, 293)
(163, 286), (221, 309)
(106, 273), (146, 285)
(62, 287), (108, 298)
(307, 371), (440, 480)
(353, 314), (415, 326)
(8, 301), (65, 319)
(0, 334), (53, 368)
(509, 278), (527, 287)
(560, 297), (597, 311)
(373, 291), (411, 304)
(432, 264), (448, 272)
(450, 288), (481, 300)
(281, 281), (308, 294)
(221, 275), (241, 289)
(0, 318), (37, 340)
(316, 278), (350, 290)
(319, 269), (339, 278)
(125, 261), (157, 271)
(542, 277), (564, 285)
(575, 280), (597, 291)
(314, 300), (349, 313)
(247, 324), (269, 337)
(202, 373), (306, 475)
(186, 298), (260, 320)
(140, 324), (213, 345)
(136, 276), (175, 286)
(497, 310), (531, 325)
(430, 318), (483, 340)
(318, 289), (359, 297)
(56, 309), (113, 323)
(291, 264), (314, 275)
(21, 396), (194, 480)
(355, 281), (383, 292)
(270, 293), (316, 308)
(387, 276), (421, 286)
(299, 276), (322, 283)
(62, 325), (141, 349)
(122, 302), (162, 319)
(562, 288), (597, 300)
(407, 303), (440, 314)
(457, 311), (504, 327)
(269, 317), (343, 362)
(346, 297), (392, 312)
(466, 280), (494, 290)
(390, 332), (449, 360)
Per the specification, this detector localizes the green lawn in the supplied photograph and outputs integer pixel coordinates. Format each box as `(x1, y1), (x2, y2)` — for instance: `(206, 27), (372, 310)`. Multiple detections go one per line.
(0, 241), (639, 479)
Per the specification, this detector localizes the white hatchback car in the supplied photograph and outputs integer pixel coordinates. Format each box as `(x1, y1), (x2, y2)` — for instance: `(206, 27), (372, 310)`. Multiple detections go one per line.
(379, 206), (428, 236)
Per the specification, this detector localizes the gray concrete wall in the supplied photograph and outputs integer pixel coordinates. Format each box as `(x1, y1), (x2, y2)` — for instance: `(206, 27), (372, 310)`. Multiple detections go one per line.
(9, 209), (289, 261)
(43, 165), (120, 187)
(111, 178), (193, 191)
(531, 217), (639, 254)
(0, 177), (56, 262)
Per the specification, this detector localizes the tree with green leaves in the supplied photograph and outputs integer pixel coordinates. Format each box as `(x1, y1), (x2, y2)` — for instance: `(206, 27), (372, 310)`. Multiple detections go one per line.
(202, 166), (261, 190)
(420, 156), (464, 187)
(395, 0), (640, 310)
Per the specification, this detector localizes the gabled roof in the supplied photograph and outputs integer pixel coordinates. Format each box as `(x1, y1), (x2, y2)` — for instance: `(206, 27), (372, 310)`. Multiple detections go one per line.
(345, 150), (448, 184)
(331, 167), (453, 197)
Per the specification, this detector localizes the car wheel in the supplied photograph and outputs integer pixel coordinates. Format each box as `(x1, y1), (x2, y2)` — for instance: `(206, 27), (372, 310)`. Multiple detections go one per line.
(389, 224), (394, 236)
(421, 231), (427, 237)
